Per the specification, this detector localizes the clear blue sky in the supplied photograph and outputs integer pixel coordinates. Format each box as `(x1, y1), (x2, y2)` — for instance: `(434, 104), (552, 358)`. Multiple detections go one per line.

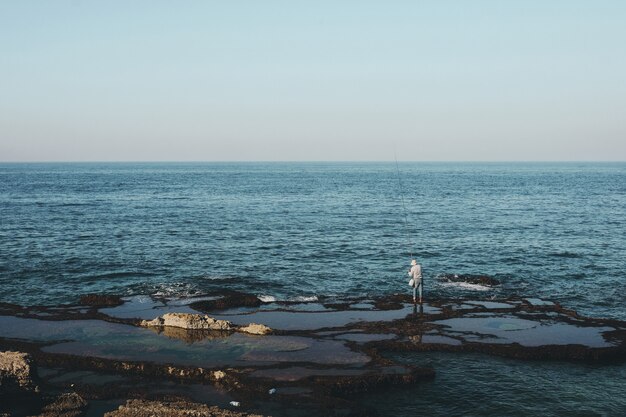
(1, 0), (625, 161)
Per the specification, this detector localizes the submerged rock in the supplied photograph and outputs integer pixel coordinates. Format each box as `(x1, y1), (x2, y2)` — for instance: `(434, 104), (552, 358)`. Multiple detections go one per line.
(0, 351), (39, 393)
(36, 392), (87, 417)
(104, 399), (264, 417)
(238, 323), (272, 335)
(79, 294), (123, 307)
(141, 313), (232, 331)
(190, 291), (262, 312)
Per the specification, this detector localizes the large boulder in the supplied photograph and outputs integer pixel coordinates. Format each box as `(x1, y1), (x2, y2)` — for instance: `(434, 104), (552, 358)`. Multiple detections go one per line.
(141, 313), (232, 331)
(0, 351), (39, 394)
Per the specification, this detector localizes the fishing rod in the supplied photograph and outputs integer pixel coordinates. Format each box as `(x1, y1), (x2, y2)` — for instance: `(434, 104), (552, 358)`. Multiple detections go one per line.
(394, 150), (413, 260)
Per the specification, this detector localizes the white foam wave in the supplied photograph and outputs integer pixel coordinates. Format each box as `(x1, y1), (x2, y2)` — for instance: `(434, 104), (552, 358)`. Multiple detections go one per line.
(440, 281), (491, 292)
(257, 295), (319, 303)
(291, 295), (319, 302)
(150, 282), (202, 298)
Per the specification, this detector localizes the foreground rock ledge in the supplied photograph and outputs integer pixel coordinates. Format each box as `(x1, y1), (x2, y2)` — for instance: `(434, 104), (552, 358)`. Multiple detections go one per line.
(105, 399), (264, 417)
(36, 392), (87, 417)
(0, 351), (39, 393)
(141, 312), (272, 335)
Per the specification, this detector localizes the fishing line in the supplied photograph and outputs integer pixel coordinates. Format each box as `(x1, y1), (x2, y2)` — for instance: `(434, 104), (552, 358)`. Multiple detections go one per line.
(394, 149), (413, 260)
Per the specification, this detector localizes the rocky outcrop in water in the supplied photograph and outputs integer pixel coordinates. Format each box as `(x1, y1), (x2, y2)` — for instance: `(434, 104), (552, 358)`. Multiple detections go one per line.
(141, 313), (273, 335)
(238, 323), (272, 335)
(104, 399), (264, 417)
(35, 392), (87, 417)
(190, 291), (262, 312)
(79, 293), (123, 307)
(141, 313), (232, 331)
(0, 351), (38, 394)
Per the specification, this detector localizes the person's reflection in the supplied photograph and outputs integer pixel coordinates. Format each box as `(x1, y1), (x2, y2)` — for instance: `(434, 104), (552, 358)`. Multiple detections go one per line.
(411, 302), (424, 317)
(409, 303), (425, 344)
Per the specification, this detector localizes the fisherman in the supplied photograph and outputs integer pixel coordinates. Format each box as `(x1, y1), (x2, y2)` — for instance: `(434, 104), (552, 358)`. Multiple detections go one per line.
(408, 259), (423, 304)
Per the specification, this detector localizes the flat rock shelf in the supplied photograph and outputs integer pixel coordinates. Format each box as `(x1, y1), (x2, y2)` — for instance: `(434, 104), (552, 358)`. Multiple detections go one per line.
(1, 293), (625, 416)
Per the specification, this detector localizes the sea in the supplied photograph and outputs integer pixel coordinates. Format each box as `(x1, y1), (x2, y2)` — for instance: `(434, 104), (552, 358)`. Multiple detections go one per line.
(1, 162), (625, 416)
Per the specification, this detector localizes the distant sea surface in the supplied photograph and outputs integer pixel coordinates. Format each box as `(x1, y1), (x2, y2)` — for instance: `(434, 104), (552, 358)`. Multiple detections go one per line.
(1, 162), (624, 319)
(2, 162), (626, 416)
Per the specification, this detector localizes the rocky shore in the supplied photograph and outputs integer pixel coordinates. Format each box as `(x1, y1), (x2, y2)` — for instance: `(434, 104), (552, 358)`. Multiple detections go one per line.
(1, 291), (625, 416)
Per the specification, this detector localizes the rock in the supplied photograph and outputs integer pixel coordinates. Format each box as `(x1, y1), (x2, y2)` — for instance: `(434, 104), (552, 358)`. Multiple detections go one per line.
(35, 392), (87, 417)
(190, 291), (262, 313)
(104, 399), (264, 417)
(212, 370), (226, 380)
(0, 351), (38, 393)
(79, 294), (123, 307)
(238, 323), (272, 335)
(374, 293), (406, 310)
(140, 313), (232, 331)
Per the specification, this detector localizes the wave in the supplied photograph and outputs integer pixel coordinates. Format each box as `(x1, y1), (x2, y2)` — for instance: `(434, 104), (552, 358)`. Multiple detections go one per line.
(86, 271), (157, 280)
(291, 295), (319, 302)
(197, 274), (243, 282)
(136, 282), (203, 298)
(439, 281), (492, 292)
(257, 295), (318, 303)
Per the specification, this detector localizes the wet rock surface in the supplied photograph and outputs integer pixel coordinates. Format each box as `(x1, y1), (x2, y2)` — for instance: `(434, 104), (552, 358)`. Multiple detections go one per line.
(79, 294), (123, 308)
(35, 392), (87, 417)
(105, 399), (264, 417)
(0, 351), (38, 393)
(1, 292), (625, 416)
(190, 291), (262, 313)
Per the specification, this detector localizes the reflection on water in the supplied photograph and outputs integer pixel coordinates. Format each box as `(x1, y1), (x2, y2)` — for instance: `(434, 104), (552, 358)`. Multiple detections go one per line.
(212, 304), (441, 330)
(0, 315), (368, 367)
(434, 316), (615, 347)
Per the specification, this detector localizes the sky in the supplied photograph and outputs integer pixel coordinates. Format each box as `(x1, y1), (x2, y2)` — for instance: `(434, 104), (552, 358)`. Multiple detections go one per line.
(1, 0), (625, 162)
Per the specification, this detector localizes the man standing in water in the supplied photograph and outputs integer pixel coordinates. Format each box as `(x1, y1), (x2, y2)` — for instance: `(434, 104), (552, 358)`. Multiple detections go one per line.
(408, 259), (423, 304)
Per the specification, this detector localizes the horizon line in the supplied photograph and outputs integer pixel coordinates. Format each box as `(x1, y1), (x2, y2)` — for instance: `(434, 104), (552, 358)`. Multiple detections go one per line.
(0, 160), (625, 164)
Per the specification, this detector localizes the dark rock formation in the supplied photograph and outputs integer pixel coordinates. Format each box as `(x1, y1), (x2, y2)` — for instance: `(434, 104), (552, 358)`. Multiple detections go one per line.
(190, 291), (262, 312)
(35, 392), (87, 417)
(79, 294), (123, 307)
(374, 294), (406, 310)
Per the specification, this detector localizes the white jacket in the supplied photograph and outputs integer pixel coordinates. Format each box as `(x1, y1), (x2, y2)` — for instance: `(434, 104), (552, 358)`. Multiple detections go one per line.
(408, 264), (422, 286)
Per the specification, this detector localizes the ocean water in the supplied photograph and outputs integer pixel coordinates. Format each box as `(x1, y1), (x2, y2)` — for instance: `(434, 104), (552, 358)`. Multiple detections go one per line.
(1, 162), (625, 417)
(0, 162), (624, 319)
